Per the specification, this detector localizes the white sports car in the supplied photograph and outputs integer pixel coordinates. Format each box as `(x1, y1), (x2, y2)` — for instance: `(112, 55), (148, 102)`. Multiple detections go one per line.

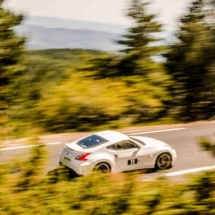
(59, 130), (177, 175)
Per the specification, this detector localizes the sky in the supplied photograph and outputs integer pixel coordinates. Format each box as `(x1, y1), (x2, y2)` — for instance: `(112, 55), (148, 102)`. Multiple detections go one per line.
(3, 0), (192, 30)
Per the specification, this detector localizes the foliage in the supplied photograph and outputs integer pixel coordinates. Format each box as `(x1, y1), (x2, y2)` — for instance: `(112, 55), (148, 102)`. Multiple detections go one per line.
(89, 0), (166, 78)
(7, 49), (111, 135)
(5, 46), (173, 136)
(2, 0), (215, 137)
(115, 0), (166, 79)
(29, 70), (170, 132)
(118, 0), (164, 57)
(165, 0), (215, 121)
(0, 0), (25, 139)
(2, 0), (215, 213)
(199, 136), (215, 156)
(73, 0), (172, 132)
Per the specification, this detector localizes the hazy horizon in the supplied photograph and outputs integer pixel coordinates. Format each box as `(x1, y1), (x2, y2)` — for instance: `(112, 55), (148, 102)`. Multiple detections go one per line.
(4, 0), (192, 30)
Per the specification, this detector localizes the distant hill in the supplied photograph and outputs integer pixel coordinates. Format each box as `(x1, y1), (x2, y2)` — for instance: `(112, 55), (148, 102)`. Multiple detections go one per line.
(15, 24), (123, 51)
(15, 16), (173, 51)
(13, 16), (128, 51)
(23, 16), (128, 34)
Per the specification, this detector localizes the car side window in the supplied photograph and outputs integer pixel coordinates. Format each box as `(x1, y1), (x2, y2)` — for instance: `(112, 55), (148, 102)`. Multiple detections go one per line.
(107, 144), (117, 151)
(116, 140), (139, 151)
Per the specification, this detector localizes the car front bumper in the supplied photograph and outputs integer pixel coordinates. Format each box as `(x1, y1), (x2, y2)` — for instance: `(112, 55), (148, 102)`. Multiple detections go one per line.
(171, 149), (177, 163)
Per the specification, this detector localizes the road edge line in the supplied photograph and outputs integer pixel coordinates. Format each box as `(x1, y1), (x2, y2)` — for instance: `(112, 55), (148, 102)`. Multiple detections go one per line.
(0, 142), (63, 151)
(127, 128), (186, 135)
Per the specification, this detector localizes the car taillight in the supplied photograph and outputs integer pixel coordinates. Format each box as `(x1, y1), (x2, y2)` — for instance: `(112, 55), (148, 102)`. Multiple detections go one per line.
(75, 153), (91, 161)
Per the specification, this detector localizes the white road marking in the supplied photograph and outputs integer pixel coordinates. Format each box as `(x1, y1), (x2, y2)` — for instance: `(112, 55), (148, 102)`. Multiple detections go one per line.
(142, 165), (215, 181)
(162, 165), (215, 177)
(0, 145), (36, 151)
(45, 142), (62, 146)
(128, 128), (186, 135)
(0, 142), (63, 151)
(142, 178), (155, 182)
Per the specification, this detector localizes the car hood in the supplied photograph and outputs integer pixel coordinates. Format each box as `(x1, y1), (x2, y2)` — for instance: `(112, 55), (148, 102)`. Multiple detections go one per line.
(130, 136), (168, 147)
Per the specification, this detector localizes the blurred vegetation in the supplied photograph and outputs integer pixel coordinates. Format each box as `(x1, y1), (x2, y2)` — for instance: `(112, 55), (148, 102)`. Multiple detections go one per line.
(0, 0), (25, 139)
(2, 0), (215, 213)
(0, 0), (215, 138)
(199, 136), (215, 156)
(165, 0), (215, 122)
(12, 49), (171, 136)
(1, 140), (215, 215)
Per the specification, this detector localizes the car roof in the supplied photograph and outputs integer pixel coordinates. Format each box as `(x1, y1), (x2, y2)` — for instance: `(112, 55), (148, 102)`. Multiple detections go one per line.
(66, 130), (130, 152)
(95, 130), (129, 143)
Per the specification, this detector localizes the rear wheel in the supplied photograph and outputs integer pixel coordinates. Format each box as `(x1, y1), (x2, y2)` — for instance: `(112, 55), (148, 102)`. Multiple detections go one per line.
(93, 162), (111, 173)
(155, 153), (172, 170)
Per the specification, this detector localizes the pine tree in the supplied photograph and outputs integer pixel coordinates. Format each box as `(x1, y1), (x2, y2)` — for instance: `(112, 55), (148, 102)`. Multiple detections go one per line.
(0, 0), (25, 139)
(85, 0), (170, 123)
(165, 0), (215, 121)
(117, 0), (165, 76)
(89, 0), (166, 78)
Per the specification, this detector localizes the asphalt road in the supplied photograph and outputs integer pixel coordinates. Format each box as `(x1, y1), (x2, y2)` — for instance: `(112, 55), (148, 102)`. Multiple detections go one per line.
(1, 123), (215, 181)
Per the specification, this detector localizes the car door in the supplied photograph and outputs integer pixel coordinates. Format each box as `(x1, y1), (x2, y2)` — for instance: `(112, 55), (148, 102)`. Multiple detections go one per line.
(130, 137), (157, 168)
(114, 140), (142, 171)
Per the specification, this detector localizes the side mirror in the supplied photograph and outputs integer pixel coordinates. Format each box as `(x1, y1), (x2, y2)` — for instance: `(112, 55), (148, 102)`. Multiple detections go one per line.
(114, 153), (118, 158)
(136, 144), (141, 149)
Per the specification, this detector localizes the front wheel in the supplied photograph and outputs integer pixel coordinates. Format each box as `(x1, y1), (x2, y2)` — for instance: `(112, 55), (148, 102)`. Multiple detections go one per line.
(93, 162), (111, 173)
(155, 153), (172, 170)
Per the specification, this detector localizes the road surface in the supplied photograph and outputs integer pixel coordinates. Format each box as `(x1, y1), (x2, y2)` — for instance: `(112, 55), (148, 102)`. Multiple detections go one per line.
(1, 123), (215, 181)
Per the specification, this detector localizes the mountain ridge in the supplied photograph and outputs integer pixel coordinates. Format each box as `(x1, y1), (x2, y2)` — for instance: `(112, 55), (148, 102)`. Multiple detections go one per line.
(15, 16), (127, 51)
(23, 16), (128, 34)
(16, 16), (173, 51)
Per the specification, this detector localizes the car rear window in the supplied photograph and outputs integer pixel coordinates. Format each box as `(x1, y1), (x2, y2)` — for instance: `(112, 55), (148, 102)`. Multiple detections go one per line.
(77, 134), (108, 148)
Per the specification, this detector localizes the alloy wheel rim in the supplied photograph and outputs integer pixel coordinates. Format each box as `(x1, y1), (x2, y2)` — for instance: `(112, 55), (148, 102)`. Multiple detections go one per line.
(97, 163), (110, 173)
(158, 154), (171, 169)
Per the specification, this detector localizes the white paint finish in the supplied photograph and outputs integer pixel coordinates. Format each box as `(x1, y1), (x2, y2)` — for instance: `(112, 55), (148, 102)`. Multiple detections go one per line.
(128, 128), (186, 135)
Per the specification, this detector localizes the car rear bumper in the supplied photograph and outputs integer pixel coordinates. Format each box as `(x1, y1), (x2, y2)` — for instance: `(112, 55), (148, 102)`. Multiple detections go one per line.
(59, 148), (93, 175)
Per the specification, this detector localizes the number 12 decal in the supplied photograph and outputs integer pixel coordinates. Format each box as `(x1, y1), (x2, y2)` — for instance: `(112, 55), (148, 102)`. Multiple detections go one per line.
(128, 159), (138, 165)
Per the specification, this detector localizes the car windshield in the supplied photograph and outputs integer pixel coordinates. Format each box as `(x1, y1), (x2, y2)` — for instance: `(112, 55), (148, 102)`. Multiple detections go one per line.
(130, 137), (146, 145)
(77, 134), (108, 148)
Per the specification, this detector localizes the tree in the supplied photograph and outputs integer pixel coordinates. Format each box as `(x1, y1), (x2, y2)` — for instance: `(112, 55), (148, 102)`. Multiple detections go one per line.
(117, 0), (165, 76)
(0, 0), (25, 139)
(165, 0), (215, 121)
(88, 0), (166, 78)
(86, 0), (171, 123)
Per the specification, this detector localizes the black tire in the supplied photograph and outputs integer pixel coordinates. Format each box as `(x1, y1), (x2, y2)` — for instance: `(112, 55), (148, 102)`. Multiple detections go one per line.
(155, 153), (172, 170)
(93, 162), (111, 173)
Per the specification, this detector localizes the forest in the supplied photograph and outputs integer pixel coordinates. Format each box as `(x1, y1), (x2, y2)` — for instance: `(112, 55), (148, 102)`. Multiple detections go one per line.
(1, 0), (215, 138)
(1, 0), (215, 214)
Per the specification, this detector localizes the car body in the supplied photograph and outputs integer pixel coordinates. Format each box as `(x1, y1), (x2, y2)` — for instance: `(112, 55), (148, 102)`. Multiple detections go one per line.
(59, 130), (177, 175)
